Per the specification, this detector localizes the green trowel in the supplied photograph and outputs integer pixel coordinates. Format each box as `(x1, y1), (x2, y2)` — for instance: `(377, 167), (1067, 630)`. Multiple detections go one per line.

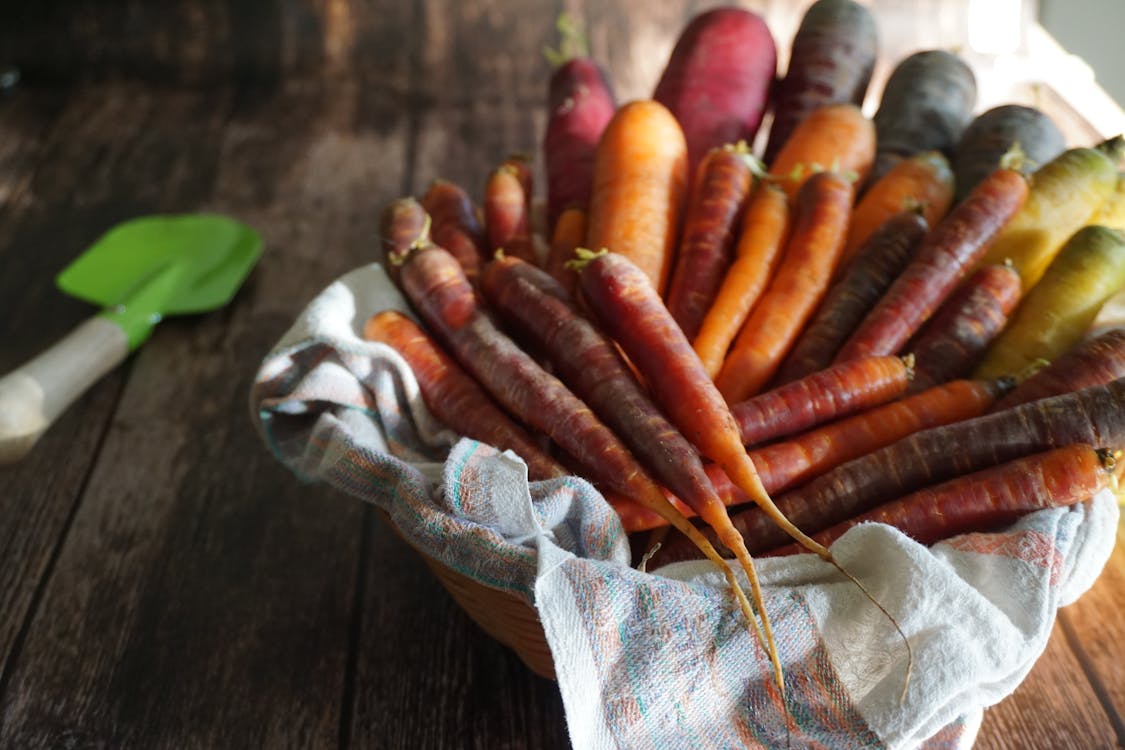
(0, 214), (262, 464)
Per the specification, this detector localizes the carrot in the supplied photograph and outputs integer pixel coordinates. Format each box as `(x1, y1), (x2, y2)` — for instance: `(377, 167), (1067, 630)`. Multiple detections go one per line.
(420, 179), (486, 285)
(715, 171), (854, 403)
(975, 138), (1125, 289)
(693, 182), (790, 378)
(768, 103), (875, 203)
(543, 206), (586, 296)
(763, 0), (878, 165)
(842, 151), (953, 264)
(379, 197), (430, 283)
(774, 210), (928, 382)
(905, 263), (1022, 392)
(766, 445), (1115, 556)
(665, 143), (754, 340)
(543, 15), (616, 233)
(835, 166), (1029, 362)
(484, 161), (537, 264)
(476, 250), (771, 658)
(869, 49), (976, 185)
(1089, 172), (1125, 230)
(361, 310), (566, 482)
(585, 100), (688, 294)
(976, 225), (1125, 380)
(653, 6), (776, 178)
(732, 355), (913, 448)
(730, 376), (1125, 555)
(992, 328), (1125, 412)
(952, 104), (1065, 203)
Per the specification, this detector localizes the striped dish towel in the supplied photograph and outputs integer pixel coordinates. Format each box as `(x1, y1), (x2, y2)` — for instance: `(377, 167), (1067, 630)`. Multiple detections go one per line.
(250, 263), (1119, 750)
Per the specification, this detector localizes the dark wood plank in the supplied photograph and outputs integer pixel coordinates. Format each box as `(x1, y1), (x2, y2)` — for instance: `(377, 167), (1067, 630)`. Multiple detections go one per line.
(975, 618), (1119, 750)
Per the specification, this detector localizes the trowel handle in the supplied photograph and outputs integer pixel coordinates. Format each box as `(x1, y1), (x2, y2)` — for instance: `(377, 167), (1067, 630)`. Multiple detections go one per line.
(0, 316), (129, 464)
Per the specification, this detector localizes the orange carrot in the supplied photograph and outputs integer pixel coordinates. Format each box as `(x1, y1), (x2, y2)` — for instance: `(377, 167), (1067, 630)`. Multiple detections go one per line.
(766, 444), (1114, 556)
(484, 161), (537, 263)
(543, 206), (587, 296)
(843, 151), (954, 264)
(585, 100), (689, 294)
(767, 103), (875, 203)
(835, 165), (1029, 362)
(715, 171), (853, 403)
(362, 311), (566, 481)
(693, 182), (790, 377)
(665, 143), (755, 340)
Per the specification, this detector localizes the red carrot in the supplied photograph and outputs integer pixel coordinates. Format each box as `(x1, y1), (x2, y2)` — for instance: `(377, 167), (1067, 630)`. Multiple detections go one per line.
(665, 143), (754, 340)
(906, 263), (1022, 393)
(715, 171), (854, 403)
(362, 310), (565, 481)
(379, 197), (430, 283)
(732, 376), (1125, 554)
(420, 179), (486, 284)
(484, 162), (537, 264)
(543, 14), (617, 232)
(732, 355), (913, 447)
(653, 6), (776, 177)
(773, 210), (928, 383)
(766, 444), (1114, 556)
(763, 0), (878, 164)
(991, 328), (1125, 411)
(835, 166), (1029, 362)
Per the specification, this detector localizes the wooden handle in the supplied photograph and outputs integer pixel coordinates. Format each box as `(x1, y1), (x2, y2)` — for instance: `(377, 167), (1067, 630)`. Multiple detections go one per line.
(0, 316), (128, 464)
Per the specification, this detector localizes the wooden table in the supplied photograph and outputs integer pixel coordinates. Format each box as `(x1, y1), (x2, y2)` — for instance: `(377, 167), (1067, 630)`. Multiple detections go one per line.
(1, 2), (1122, 748)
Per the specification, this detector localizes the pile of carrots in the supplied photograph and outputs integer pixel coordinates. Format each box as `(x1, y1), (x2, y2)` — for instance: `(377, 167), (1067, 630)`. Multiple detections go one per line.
(366, 2), (1125, 701)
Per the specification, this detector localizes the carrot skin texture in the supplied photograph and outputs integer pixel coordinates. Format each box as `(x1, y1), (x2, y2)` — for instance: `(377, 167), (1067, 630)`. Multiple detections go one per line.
(420, 179), (487, 284)
(543, 207), (587, 296)
(906, 263), (1022, 392)
(763, 0), (878, 165)
(976, 225), (1125, 380)
(953, 104), (1065, 203)
(693, 182), (790, 378)
(653, 7), (776, 177)
(775, 210), (928, 383)
(992, 328), (1125, 411)
(768, 103), (875, 203)
(716, 171), (854, 403)
(732, 355), (912, 447)
(737, 377), (1125, 554)
(484, 164), (537, 263)
(842, 151), (953, 264)
(545, 57), (616, 232)
(869, 49), (977, 185)
(362, 311), (566, 481)
(398, 243), (645, 496)
(836, 167), (1029, 362)
(766, 444), (1111, 556)
(585, 100), (688, 294)
(379, 197), (430, 283)
(665, 146), (753, 340)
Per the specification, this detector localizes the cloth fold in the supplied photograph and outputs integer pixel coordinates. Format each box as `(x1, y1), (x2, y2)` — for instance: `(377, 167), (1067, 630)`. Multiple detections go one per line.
(251, 263), (1118, 750)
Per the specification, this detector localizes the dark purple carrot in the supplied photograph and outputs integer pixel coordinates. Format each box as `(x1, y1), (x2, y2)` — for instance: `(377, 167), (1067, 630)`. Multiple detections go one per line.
(665, 143), (754, 340)
(773, 210), (928, 383)
(763, 0), (878, 165)
(420, 179), (486, 285)
(868, 49), (977, 185)
(766, 444), (1114, 556)
(733, 354), (913, 447)
(835, 166), (1029, 362)
(733, 376), (1125, 554)
(484, 161), (537, 264)
(543, 15), (616, 233)
(906, 263), (1022, 392)
(362, 310), (566, 481)
(653, 6), (776, 177)
(379, 197), (429, 283)
(953, 104), (1065, 202)
(991, 328), (1125, 411)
